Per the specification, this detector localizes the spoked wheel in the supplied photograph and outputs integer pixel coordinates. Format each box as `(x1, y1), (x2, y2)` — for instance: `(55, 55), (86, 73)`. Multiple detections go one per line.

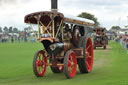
(49, 58), (64, 73)
(78, 36), (93, 73)
(64, 50), (77, 78)
(33, 50), (47, 77)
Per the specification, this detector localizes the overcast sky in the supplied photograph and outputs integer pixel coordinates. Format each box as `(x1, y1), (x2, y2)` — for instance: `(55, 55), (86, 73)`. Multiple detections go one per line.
(0, 0), (128, 30)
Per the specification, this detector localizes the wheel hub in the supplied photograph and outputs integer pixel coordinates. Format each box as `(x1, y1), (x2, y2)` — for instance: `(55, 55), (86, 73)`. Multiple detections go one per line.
(38, 61), (43, 66)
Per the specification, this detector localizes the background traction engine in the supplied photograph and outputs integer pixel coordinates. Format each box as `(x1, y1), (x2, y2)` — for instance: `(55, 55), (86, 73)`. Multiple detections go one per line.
(93, 27), (108, 49)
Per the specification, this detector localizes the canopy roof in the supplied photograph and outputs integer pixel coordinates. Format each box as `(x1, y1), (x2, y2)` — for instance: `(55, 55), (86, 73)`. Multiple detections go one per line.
(64, 15), (94, 26)
(24, 11), (94, 26)
(24, 11), (64, 25)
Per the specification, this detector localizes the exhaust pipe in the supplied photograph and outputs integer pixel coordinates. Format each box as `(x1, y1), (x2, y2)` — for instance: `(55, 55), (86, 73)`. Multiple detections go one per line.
(51, 0), (58, 12)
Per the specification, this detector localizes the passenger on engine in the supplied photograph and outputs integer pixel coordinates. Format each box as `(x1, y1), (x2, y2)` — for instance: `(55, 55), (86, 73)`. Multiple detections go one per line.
(64, 24), (72, 40)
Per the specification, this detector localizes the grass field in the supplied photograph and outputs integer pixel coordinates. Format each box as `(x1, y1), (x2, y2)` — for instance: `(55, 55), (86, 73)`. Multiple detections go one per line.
(0, 41), (128, 85)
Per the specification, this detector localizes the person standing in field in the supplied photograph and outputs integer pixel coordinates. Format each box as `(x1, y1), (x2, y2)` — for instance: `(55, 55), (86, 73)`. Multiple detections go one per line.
(11, 36), (14, 43)
(21, 36), (24, 42)
(15, 36), (17, 42)
(18, 36), (20, 42)
(126, 38), (128, 49)
(125, 38), (128, 54)
(24, 35), (27, 42)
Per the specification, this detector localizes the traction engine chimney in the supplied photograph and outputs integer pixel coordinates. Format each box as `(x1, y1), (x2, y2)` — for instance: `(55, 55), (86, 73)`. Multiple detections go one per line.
(51, 0), (58, 12)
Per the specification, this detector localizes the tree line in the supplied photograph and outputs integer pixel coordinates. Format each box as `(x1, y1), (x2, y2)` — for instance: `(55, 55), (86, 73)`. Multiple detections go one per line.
(0, 26), (19, 33)
(77, 12), (122, 30)
(0, 26), (32, 34)
(78, 12), (100, 27)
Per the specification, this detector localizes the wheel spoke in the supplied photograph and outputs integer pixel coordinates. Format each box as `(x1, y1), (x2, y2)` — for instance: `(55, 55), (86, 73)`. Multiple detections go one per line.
(88, 56), (91, 59)
(86, 61), (90, 69)
(40, 66), (43, 73)
(86, 51), (88, 56)
(37, 55), (40, 61)
(70, 55), (73, 61)
(68, 60), (71, 67)
(42, 53), (45, 61)
(71, 63), (74, 69)
(42, 55), (44, 61)
(68, 67), (72, 73)
(68, 55), (75, 74)
(36, 60), (39, 65)
(40, 55), (43, 61)
(38, 54), (41, 60)
(38, 66), (40, 73)
(86, 51), (90, 59)
(42, 57), (45, 64)
(86, 45), (91, 50)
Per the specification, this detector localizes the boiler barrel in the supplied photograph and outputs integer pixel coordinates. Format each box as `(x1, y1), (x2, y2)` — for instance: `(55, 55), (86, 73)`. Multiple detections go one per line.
(48, 42), (72, 56)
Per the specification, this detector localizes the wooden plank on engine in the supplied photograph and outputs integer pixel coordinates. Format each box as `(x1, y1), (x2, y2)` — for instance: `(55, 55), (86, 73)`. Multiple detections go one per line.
(72, 48), (83, 58)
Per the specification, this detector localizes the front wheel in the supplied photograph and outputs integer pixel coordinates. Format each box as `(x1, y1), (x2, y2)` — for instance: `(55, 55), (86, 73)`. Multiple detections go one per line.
(64, 50), (77, 78)
(33, 50), (47, 77)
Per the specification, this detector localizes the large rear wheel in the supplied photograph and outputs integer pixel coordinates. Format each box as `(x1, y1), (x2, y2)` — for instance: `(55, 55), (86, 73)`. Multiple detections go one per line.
(64, 50), (77, 78)
(33, 50), (47, 77)
(78, 36), (93, 73)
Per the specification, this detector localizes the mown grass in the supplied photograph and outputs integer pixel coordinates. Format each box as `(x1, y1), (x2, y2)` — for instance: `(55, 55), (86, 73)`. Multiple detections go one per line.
(0, 41), (128, 85)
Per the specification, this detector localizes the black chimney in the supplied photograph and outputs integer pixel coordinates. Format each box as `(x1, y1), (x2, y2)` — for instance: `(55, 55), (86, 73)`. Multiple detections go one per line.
(51, 0), (58, 12)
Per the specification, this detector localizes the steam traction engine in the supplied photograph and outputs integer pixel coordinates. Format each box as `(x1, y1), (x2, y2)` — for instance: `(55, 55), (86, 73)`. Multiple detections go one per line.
(93, 27), (108, 49)
(24, 0), (94, 78)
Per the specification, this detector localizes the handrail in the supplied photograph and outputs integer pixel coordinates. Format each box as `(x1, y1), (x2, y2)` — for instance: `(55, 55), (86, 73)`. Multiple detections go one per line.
(55, 20), (63, 38)
(29, 23), (36, 37)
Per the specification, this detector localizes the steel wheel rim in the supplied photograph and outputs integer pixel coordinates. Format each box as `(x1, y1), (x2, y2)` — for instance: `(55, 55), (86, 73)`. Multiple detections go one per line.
(85, 38), (93, 72)
(36, 51), (47, 76)
(67, 52), (77, 78)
